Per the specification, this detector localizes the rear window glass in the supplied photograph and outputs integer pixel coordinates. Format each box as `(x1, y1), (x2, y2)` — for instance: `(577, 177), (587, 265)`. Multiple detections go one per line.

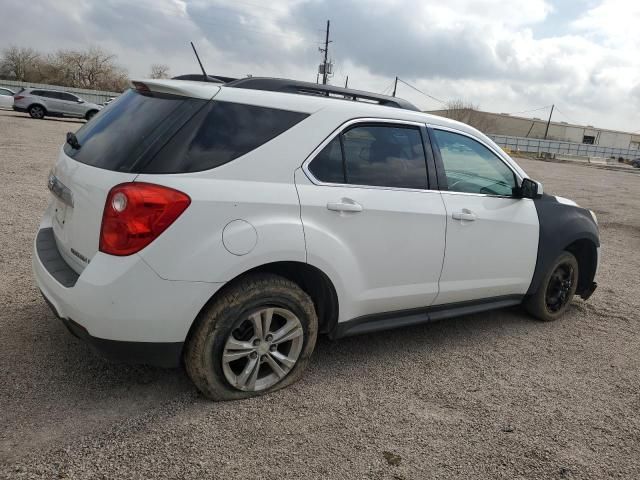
(142, 101), (309, 174)
(64, 89), (207, 172)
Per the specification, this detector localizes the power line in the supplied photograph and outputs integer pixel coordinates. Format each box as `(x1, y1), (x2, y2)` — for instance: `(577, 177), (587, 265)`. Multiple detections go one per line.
(504, 105), (552, 116)
(396, 78), (446, 105)
(553, 107), (578, 125)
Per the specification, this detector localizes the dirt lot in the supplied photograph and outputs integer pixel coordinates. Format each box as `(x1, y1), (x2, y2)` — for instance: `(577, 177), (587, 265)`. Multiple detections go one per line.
(0, 110), (638, 479)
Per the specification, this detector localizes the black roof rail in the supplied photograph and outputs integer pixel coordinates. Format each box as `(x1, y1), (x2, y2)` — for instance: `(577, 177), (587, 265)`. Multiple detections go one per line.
(171, 74), (238, 83)
(225, 77), (420, 111)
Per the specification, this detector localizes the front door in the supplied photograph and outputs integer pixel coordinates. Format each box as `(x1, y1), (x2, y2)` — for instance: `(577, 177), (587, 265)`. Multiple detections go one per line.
(296, 121), (447, 322)
(430, 127), (539, 304)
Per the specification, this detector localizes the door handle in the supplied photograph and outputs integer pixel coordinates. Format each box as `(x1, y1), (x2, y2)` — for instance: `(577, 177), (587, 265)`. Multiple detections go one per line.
(327, 199), (363, 213)
(452, 209), (477, 221)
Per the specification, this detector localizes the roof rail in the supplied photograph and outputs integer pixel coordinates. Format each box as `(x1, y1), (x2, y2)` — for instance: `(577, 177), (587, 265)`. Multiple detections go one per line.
(225, 77), (420, 111)
(172, 74), (238, 84)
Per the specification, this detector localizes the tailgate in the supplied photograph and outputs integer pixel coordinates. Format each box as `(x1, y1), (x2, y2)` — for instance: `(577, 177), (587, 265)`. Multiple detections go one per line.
(49, 149), (136, 273)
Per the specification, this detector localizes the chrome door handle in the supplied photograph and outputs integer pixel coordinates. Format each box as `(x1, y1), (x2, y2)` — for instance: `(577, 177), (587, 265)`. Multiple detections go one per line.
(327, 199), (363, 213)
(452, 210), (476, 221)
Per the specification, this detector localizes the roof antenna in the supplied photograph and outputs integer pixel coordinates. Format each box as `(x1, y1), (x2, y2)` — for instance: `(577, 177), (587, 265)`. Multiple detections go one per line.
(190, 41), (209, 82)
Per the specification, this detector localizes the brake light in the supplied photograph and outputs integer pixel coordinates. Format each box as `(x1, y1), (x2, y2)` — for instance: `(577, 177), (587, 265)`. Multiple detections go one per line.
(14, 95), (24, 100)
(99, 183), (190, 256)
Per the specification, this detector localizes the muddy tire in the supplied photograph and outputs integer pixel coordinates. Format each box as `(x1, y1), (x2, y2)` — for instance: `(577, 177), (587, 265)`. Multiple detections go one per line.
(184, 273), (318, 401)
(525, 251), (579, 322)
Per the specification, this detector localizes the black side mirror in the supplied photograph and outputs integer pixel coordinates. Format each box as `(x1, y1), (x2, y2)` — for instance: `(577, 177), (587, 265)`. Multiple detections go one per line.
(519, 178), (541, 199)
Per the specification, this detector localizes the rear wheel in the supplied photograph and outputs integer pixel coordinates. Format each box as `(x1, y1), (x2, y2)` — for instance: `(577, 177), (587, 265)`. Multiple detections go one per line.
(28, 104), (45, 119)
(184, 274), (318, 401)
(525, 251), (579, 321)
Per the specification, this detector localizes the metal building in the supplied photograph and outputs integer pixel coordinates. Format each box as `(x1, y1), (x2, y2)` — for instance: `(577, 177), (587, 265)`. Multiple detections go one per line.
(427, 108), (640, 152)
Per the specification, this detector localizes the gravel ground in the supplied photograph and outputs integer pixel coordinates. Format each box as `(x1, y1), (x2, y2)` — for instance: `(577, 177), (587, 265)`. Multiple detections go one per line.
(0, 110), (639, 479)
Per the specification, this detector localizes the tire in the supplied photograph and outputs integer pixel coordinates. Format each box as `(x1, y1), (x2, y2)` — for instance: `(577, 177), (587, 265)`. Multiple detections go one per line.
(184, 273), (318, 401)
(28, 104), (46, 119)
(85, 110), (97, 121)
(525, 251), (579, 322)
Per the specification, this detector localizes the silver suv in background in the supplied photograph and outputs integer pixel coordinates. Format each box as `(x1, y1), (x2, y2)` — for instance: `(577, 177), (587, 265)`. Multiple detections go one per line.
(13, 88), (102, 120)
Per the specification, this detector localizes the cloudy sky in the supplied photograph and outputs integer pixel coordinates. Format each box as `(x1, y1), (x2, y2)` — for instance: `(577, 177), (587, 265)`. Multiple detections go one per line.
(1, 0), (639, 131)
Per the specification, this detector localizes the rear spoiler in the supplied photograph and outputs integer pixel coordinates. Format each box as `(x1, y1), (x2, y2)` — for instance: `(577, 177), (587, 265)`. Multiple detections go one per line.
(130, 79), (220, 100)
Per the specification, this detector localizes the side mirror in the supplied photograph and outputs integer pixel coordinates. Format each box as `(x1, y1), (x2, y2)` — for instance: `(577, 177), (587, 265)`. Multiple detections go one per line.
(519, 178), (543, 199)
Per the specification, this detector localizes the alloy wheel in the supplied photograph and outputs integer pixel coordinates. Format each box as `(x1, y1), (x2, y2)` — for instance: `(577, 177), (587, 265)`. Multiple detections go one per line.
(222, 307), (304, 392)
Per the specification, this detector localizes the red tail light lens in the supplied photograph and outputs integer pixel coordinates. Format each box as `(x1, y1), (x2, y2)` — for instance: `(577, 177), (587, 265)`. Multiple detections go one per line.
(100, 183), (190, 256)
(14, 95), (24, 100)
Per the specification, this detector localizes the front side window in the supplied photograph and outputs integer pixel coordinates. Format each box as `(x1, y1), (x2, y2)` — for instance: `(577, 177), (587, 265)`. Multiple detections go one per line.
(308, 124), (428, 189)
(433, 129), (516, 196)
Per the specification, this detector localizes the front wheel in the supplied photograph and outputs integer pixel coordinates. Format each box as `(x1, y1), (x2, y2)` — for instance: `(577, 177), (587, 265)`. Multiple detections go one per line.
(184, 274), (318, 401)
(85, 110), (97, 121)
(525, 251), (579, 321)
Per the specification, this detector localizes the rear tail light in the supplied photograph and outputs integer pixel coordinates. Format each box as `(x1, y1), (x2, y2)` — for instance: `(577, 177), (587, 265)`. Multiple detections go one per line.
(14, 95), (24, 100)
(99, 183), (190, 256)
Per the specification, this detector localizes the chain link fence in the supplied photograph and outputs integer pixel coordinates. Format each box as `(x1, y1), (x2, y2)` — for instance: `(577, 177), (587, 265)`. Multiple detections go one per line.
(489, 134), (638, 160)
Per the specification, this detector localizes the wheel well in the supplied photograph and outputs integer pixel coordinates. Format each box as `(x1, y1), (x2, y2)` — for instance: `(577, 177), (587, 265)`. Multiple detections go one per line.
(239, 262), (339, 334)
(85, 109), (98, 119)
(565, 239), (597, 295)
(28, 103), (46, 113)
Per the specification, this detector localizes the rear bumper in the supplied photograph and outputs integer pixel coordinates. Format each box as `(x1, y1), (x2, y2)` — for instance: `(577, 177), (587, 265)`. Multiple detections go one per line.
(33, 207), (221, 366)
(13, 106), (27, 113)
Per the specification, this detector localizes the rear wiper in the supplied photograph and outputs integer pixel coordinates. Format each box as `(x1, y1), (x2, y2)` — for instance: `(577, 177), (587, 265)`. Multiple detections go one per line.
(66, 132), (81, 150)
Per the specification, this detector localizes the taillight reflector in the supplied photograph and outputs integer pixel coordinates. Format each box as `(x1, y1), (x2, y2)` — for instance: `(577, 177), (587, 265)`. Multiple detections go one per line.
(99, 183), (190, 256)
(14, 95), (24, 100)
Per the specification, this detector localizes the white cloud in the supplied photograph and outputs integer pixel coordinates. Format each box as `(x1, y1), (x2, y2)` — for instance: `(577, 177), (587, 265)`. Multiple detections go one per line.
(1, 0), (638, 131)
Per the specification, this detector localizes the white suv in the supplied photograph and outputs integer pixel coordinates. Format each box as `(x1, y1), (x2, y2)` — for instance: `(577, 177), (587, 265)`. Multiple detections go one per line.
(33, 78), (599, 400)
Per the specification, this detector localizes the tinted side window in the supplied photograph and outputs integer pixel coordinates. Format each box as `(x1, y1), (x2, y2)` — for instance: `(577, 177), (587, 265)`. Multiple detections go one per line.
(0, 89), (12, 96)
(433, 129), (516, 196)
(59, 92), (77, 101)
(342, 125), (428, 189)
(308, 136), (345, 183)
(144, 101), (308, 173)
(30, 90), (45, 97)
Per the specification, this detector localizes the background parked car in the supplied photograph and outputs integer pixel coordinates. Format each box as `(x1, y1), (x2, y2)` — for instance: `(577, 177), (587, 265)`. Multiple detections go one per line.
(13, 88), (102, 120)
(0, 87), (14, 109)
(631, 158), (640, 168)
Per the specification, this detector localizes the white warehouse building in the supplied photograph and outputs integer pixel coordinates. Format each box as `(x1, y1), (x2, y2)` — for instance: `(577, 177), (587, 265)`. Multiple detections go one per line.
(428, 109), (640, 153)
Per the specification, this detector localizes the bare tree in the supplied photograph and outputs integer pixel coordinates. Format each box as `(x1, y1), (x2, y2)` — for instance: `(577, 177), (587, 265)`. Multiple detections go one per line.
(0, 46), (40, 81)
(149, 64), (170, 79)
(52, 47), (128, 90)
(441, 99), (495, 133)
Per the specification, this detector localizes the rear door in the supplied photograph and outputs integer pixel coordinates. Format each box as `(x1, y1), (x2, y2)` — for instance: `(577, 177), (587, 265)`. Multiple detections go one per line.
(429, 127), (538, 304)
(41, 91), (65, 113)
(296, 120), (447, 321)
(48, 87), (211, 273)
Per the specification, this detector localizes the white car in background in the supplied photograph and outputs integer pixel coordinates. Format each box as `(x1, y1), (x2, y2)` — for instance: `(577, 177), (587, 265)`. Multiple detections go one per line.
(0, 87), (14, 109)
(33, 77), (600, 401)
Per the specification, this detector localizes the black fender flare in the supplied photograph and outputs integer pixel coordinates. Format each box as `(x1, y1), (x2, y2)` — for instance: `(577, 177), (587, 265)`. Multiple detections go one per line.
(527, 194), (599, 296)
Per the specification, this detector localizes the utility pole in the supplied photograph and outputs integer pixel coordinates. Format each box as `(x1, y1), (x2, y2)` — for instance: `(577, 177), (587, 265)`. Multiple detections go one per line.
(344, 76), (349, 88)
(544, 104), (554, 139)
(392, 76), (398, 97)
(321, 20), (330, 85)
